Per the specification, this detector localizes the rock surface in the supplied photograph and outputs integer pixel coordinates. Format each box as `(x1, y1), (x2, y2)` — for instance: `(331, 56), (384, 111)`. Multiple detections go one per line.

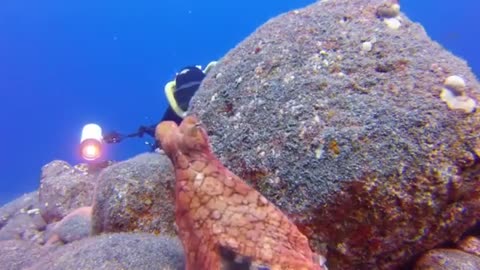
(190, 0), (480, 269)
(0, 212), (46, 243)
(39, 160), (97, 223)
(0, 240), (46, 270)
(0, 191), (46, 244)
(0, 192), (40, 228)
(92, 153), (177, 235)
(27, 233), (185, 270)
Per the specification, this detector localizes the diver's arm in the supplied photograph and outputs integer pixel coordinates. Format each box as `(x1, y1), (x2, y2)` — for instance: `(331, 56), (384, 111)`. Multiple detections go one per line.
(137, 125), (156, 138)
(102, 124), (157, 145)
(102, 131), (124, 144)
(160, 105), (184, 124)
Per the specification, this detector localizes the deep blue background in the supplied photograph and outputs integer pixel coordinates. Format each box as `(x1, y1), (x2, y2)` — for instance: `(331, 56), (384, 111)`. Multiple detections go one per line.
(0, 0), (478, 206)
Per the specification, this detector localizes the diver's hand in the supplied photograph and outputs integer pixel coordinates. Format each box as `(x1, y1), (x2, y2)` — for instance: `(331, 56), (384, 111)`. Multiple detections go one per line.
(137, 125), (156, 138)
(102, 131), (123, 144)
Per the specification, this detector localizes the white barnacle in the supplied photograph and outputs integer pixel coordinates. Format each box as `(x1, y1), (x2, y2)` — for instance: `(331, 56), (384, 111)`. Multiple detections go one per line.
(210, 93), (218, 102)
(384, 18), (401, 30)
(315, 147), (324, 159)
(440, 88), (476, 113)
(361, 41), (372, 52)
(26, 208), (40, 215)
(444, 75), (466, 95)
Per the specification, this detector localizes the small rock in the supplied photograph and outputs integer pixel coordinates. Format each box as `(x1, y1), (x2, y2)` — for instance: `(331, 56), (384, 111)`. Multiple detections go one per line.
(458, 236), (480, 257)
(414, 248), (480, 270)
(45, 206), (92, 245)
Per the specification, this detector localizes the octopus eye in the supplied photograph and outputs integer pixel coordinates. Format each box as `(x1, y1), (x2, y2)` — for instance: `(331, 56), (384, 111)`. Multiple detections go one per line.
(218, 245), (252, 270)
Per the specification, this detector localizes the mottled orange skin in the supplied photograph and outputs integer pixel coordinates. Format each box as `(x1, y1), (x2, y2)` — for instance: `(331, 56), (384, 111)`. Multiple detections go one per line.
(156, 116), (325, 270)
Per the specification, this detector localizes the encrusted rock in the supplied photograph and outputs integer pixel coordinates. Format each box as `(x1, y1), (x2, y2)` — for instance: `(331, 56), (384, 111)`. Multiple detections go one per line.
(92, 153), (176, 235)
(39, 160), (98, 223)
(190, 0), (480, 269)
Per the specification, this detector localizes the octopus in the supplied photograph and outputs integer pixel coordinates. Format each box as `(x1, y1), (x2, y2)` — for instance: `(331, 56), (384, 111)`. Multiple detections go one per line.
(155, 115), (326, 270)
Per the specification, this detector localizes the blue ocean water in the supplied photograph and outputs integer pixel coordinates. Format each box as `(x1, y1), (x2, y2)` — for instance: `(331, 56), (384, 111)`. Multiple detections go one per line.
(0, 0), (478, 206)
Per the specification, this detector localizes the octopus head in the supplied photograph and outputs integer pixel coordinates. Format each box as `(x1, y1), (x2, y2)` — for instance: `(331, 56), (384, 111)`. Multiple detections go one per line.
(155, 115), (211, 156)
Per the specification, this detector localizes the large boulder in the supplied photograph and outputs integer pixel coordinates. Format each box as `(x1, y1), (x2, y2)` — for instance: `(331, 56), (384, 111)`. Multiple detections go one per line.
(92, 153), (177, 235)
(39, 160), (98, 223)
(190, 0), (480, 269)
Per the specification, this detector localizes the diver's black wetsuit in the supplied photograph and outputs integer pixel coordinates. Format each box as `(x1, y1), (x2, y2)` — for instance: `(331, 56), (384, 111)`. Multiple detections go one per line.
(102, 65), (206, 150)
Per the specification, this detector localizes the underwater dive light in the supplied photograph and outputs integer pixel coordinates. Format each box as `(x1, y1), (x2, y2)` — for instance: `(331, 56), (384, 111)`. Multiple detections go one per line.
(79, 123), (103, 161)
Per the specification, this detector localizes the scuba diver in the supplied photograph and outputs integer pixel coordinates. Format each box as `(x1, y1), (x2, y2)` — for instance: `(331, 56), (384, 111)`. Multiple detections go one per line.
(79, 61), (217, 161)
